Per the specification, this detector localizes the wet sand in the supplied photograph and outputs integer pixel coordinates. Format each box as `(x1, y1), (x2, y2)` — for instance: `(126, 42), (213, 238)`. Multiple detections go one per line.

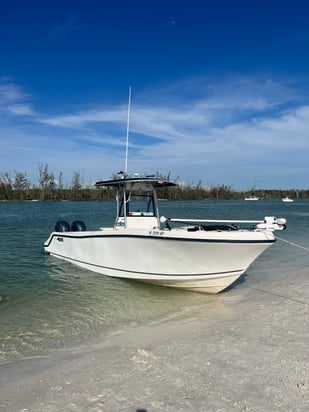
(0, 269), (308, 412)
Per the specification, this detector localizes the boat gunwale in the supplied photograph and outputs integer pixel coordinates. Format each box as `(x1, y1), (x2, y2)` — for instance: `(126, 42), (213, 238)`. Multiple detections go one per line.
(44, 231), (276, 248)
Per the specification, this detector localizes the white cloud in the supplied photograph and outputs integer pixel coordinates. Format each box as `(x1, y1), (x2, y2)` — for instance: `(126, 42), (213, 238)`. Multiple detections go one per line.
(0, 80), (33, 116)
(7, 104), (34, 116)
(0, 75), (308, 189)
(38, 108), (127, 128)
(0, 82), (26, 103)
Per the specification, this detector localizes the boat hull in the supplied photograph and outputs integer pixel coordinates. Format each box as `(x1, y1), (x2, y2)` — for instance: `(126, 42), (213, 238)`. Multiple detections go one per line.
(44, 228), (275, 293)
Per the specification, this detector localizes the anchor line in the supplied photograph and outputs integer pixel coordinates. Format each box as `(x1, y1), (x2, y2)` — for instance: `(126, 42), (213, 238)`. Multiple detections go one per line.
(244, 285), (309, 306)
(276, 236), (309, 253)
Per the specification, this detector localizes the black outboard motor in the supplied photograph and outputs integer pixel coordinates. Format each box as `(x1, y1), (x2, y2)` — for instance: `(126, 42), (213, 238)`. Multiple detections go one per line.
(55, 220), (70, 232)
(71, 220), (86, 231)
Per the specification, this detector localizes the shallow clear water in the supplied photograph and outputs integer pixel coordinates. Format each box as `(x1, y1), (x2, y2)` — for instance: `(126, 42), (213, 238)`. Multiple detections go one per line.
(0, 199), (308, 364)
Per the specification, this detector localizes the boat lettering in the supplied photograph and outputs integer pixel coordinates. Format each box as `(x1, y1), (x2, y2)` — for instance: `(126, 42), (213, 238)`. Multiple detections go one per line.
(57, 237), (64, 242)
(149, 230), (164, 236)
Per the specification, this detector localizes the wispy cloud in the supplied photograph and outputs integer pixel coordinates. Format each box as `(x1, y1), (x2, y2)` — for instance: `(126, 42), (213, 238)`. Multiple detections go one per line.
(7, 104), (34, 116)
(0, 79), (31, 107)
(38, 108), (127, 128)
(0, 80), (34, 120)
(1, 75), (308, 188)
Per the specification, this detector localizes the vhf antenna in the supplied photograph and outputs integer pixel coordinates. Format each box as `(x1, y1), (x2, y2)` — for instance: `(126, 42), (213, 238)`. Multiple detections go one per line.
(124, 86), (131, 175)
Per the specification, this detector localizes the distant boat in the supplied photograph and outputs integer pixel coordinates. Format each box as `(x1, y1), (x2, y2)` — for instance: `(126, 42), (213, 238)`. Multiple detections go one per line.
(244, 196), (260, 201)
(282, 196), (294, 203)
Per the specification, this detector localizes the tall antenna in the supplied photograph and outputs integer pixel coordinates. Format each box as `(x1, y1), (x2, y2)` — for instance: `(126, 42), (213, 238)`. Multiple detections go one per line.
(124, 86), (131, 175)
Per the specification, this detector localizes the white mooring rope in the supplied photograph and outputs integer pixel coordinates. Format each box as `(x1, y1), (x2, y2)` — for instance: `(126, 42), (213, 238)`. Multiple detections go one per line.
(276, 236), (309, 252)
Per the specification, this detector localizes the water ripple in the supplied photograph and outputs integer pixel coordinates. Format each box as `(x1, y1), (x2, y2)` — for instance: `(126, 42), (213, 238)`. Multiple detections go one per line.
(1, 199), (309, 364)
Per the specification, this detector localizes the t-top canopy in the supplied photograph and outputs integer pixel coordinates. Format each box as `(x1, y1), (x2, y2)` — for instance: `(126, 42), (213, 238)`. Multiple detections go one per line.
(95, 176), (177, 191)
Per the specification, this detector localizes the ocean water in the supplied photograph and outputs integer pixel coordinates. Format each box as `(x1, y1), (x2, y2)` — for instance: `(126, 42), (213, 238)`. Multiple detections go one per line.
(0, 199), (308, 365)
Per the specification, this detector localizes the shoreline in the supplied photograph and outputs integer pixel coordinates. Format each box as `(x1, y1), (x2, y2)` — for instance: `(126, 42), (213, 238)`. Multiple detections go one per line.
(0, 268), (308, 411)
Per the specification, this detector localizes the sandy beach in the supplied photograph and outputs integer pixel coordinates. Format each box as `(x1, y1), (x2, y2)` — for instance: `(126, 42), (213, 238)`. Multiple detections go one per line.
(0, 269), (308, 412)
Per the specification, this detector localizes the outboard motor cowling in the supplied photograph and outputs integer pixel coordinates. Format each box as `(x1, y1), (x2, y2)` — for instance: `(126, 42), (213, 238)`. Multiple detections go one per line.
(71, 220), (86, 231)
(55, 220), (70, 232)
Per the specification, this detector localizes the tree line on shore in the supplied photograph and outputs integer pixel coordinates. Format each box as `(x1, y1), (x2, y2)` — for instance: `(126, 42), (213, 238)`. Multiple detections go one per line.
(0, 164), (307, 201)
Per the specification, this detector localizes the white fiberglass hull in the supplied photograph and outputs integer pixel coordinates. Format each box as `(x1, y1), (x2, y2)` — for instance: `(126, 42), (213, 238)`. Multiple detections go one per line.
(44, 228), (275, 293)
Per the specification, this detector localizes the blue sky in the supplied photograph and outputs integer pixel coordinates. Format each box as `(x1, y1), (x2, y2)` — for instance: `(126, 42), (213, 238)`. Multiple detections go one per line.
(1, 0), (309, 189)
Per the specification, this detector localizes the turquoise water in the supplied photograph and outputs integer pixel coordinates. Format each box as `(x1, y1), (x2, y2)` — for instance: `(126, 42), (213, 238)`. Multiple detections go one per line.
(0, 199), (308, 365)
